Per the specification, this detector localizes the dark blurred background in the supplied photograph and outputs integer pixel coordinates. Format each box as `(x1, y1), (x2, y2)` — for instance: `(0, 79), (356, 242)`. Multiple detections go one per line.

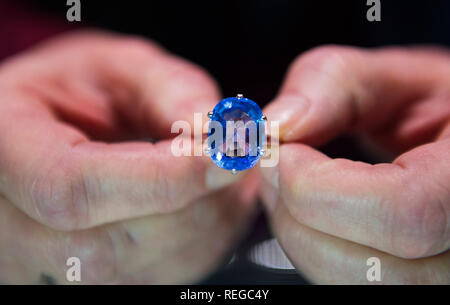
(0, 0), (449, 284)
(1, 0), (450, 105)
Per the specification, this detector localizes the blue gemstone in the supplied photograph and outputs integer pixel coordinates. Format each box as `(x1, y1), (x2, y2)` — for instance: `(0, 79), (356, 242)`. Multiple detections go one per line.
(208, 96), (265, 171)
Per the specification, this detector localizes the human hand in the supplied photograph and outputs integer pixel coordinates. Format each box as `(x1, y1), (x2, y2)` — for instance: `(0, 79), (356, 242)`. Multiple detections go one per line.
(260, 46), (450, 284)
(0, 31), (257, 284)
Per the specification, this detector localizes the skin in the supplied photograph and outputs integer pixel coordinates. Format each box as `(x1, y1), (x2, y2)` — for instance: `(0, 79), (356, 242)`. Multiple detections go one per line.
(0, 31), (258, 284)
(260, 46), (450, 284)
(1, 31), (449, 284)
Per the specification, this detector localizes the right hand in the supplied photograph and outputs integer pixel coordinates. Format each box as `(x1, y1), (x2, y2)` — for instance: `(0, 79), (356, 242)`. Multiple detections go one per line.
(260, 46), (450, 284)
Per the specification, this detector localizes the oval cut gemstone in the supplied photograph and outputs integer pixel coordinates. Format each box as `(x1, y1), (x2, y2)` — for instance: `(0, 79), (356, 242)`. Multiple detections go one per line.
(208, 96), (265, 171)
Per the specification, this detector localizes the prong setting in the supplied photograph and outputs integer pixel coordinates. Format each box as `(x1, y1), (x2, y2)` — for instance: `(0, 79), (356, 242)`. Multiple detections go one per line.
(261, 115), (267, 121)
(231, 169), (237, 175)
(207, 111), (213, 118)
(236, 94), (244, 99)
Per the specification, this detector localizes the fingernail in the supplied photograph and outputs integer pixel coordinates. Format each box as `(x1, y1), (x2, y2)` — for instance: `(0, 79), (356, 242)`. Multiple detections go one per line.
(205, 165), (242, 190)
(264, 94), (310, 140)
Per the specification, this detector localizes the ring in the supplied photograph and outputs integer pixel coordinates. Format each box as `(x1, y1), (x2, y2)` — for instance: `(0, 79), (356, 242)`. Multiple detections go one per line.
(206, 94), (266, 174)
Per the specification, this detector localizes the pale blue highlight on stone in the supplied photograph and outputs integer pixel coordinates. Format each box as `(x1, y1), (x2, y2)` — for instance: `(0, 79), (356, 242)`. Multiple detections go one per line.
(208, 96), (265, 171)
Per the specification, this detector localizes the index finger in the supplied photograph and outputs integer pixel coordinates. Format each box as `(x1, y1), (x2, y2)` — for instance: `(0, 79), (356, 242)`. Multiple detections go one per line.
(0, 33), (240, 230)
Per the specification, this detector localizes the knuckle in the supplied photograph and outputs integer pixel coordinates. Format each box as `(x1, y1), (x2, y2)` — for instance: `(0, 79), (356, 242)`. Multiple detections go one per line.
(113, 35), (217, 92)
(393, 193), (447, 258)
(292, 45), (351, 70)
(288, 45), (362, 87)
(30, 161), (89, 231)
(166, 61), (215, 88)
(115, 35), (162, 58)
